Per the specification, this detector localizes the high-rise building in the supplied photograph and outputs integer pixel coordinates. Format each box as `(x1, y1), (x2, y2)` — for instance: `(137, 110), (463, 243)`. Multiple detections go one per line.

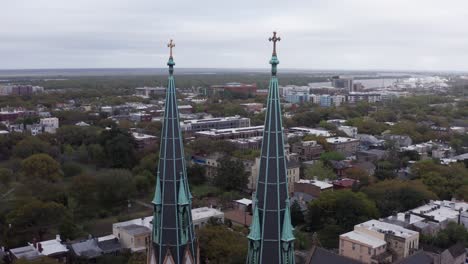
(148, 40), (198, 264)
(246, 32), (295, 264)
(331, 76), (353, 91)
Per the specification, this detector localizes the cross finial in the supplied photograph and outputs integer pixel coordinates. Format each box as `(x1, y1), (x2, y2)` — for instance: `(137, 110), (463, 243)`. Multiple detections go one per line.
(168, 39), (175, 58)
(269, 31), (281, 56)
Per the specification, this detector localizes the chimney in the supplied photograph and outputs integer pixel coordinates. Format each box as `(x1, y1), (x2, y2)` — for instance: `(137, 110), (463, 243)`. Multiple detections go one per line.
(56, 234), (61, 242)
(405, 212), (411, 223)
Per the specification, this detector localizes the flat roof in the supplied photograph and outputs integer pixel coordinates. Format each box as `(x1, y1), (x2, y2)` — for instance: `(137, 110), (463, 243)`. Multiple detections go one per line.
(410, 204), (460, 222)
(113, 207), (224, 230)
(340, 231), (386, 248)
(326, 137), (359, 143)
(120, 224), (151, 236)
(357, 220), (418, 238)
(183, 115), (248, 124)
(196, 125), (264, 136)
(296, 179), (333, 189)
(234, 198), (252, 206)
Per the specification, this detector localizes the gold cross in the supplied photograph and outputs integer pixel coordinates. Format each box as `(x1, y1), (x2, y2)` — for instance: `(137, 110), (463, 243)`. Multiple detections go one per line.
(168, 39), (175, 57)
(269, 31), (281, 55)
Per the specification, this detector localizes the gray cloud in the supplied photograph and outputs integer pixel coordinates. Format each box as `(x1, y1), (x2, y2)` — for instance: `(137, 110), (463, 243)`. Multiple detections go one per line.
(1, 0), (468, 71)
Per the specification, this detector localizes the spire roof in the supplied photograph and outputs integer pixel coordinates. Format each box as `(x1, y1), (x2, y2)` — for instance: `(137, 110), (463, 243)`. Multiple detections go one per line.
(281, 201), (295, 242)
(150, 40), (197, 264)
(247, 31), (295, 264)
(247, 200), (261, 241)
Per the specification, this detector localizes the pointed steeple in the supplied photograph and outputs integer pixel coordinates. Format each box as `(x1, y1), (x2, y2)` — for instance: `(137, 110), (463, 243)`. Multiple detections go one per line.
(149, 40), (198, 264)
(248, 200), (261, 241)
(152, 173), (162, 205)
(247, 31), (295, 264)
(178, 175), (190, 205)
(281, 201), (295, 242)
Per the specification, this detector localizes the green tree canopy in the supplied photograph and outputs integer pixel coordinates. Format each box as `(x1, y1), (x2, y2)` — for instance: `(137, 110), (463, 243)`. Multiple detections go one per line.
(12, 137), (55, 159)
(307, 190), (379, 232)
(21, 154), (62, 182)
(198, 224), (248, 264)
(187, 164), (206, 186)
(215, 158), (249, 191)
(362, 180), (437, 217)
(411, 160), (468, 200)
(99, 128), (137, 169)
(6, 199), (67, 242)
(304, 160), (337, 181)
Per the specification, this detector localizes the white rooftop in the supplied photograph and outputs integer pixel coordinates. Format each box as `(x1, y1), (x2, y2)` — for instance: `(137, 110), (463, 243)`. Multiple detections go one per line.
(326, 137), (359, 143)
(340, 231), (386, 248)
(296, 179), (333, 189)
(357, 219), (418, 238)
(235, 198), (252, 206)
(411, 203), (460, 222)
(289, 127), (331, 137)
(195, 126), (264, 136)
(113, 207), (224, 230)
(192, 207), (224, 220)
(38, 237), (69, 256)
(182, 115), (248, 124)
(132, 132), (157, 140)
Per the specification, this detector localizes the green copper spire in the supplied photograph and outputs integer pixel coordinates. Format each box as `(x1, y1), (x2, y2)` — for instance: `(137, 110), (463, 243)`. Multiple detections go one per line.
(248, 200), (261, 241)
(178, 173), (190, 205)
(246, 31), (295, 264)
(281, 201), (295, 242)
(149, 40), (198, 264)
(152, 173), (162, 205)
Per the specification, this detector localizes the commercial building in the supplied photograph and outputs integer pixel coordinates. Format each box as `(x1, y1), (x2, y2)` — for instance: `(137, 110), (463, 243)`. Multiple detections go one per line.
(290, 140), (324, 161)
(181, 115), (251, 132)
(293, 179), (333, 198)
(134, 87), (166, 98)
(326, 137), (360, 156)
(331, 76), (354, 91)
(40, 117), (59, 134)
(132, 132), (157, 150)
(210, 82), (257, 96)
(194, 125), (264, 140)
(289, 127), (332, 137)
(347, 92), (382, 104)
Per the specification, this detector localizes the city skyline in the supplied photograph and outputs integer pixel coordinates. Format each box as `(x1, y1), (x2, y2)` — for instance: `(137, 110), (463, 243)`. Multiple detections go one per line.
(2, 0), (468, 71)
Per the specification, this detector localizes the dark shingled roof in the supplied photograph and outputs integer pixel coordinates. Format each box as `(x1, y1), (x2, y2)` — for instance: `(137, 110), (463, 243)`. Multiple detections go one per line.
(395, 251), (433, 264)
(447, 243), (466, 258)
(306, 247), (361, 264)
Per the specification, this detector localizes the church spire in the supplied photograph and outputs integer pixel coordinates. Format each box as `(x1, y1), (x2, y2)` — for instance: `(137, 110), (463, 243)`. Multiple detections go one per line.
(246, 31), (295, 264)
(149, 40), (198, 264)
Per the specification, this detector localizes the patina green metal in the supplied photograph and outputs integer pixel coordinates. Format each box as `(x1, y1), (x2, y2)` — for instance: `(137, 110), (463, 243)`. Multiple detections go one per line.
(246, 32), (295, 264)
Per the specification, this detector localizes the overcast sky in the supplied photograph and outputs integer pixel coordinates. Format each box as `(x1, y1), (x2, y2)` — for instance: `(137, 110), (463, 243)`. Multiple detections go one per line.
(2, 0), (468, 71)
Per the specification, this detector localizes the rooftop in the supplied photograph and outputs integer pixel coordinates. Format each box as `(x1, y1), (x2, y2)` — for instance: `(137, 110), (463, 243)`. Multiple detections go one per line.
(195, 125), (264, 136)
(340, 231), (386, 248)
(182, 115), (248, 124)
(296, 179), (333, 189)
(326, 137), (359, 143)
(120, 224), (151, 236)
(357, 219), (418, 238)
